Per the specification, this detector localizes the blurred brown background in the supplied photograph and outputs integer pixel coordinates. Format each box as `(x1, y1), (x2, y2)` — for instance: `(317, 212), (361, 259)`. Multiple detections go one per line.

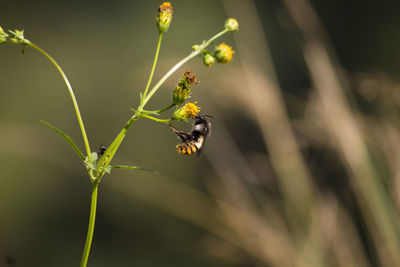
(1, 0), (400, 266)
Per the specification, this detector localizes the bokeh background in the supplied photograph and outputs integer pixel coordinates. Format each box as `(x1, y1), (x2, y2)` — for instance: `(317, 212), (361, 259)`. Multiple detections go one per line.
(1, 0), (400, 266)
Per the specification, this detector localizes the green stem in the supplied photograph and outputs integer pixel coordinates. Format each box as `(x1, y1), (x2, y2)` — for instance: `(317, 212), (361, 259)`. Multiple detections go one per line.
(141, 52), (198, 108)
(150, 103), (175, 114)
(28, 42), (92, 162)
(204, 28), (229, 47)
(141, 28), (229, 108)
(95, 114), (140, 178)
(80, 182), (99, 267)
(141, 114), (173, 123)
(141, 33), (163, 102)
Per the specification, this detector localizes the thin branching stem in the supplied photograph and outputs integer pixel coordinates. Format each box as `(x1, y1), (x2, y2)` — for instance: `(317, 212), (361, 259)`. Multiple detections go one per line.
(141, 114), (173, 123)
(28, 42), (93, 162)
(140, 28), (229, 108)
(142, 33), (163, 100)
(149, 103), (175, 114)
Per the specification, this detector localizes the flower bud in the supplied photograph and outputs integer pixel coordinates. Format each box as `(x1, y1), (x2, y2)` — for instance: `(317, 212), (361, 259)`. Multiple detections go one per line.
(203, 53), (215, 67)
(173, 70), (199, 105)
(0, 27), (8, 44)
(174, 102), (201, 121)
(156, 2), (173, 33)
(7, 29), (28, 44)
(215, 43), (235, 63)
(224, 18), (239, 32)
(8, 38), (19, 44)
(192, 44), (200, 51)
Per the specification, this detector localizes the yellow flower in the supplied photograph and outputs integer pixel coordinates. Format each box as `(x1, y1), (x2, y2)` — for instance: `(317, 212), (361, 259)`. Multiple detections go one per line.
(156, 2), (173, 33)
(215, 43), (235, 63)
(174, 102), (201, 121)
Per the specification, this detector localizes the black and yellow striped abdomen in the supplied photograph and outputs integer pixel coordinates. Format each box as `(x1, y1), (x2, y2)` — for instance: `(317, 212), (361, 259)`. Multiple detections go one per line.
(176, 135), (205, 155)
(176, 142), (198, 155)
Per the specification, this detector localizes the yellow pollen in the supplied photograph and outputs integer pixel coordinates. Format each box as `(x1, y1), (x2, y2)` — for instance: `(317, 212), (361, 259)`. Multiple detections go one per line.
(216, 43), (235, 63)
(182, 102), (200, 119)
(160, 2), (172, 8)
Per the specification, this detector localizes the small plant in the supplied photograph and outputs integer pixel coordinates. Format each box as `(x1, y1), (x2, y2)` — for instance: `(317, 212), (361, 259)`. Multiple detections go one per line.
(1, 2), (238, 266)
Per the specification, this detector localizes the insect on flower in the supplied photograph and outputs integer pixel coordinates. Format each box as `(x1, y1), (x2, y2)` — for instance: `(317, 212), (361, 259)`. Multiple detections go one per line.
(169, 114), (212, 155)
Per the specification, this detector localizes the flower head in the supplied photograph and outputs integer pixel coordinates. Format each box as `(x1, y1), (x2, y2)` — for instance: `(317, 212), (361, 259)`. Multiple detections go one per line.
(224, 18), (239, 32)
(174, 102), (201, 121)
(173, 70), (199, 105)
(215, 43), (235, 63)
(156, 2), (173, 33)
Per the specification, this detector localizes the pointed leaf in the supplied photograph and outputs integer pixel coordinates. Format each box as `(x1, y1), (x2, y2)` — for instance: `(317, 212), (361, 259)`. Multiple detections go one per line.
(104, 165), (112, 174)
(111, 164), (159, 174)
(40, 120), (85, 161)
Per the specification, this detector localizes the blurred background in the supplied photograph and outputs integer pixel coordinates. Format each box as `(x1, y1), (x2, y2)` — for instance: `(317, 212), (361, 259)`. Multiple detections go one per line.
(1, 0), (400, 266)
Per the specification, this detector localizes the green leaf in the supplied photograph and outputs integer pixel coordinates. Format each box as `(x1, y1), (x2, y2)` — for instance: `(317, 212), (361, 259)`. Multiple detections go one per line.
(84, 156), (96, 170)
(111, 164), (159, 174)
(40, 120), (85, 161)
(91, 152), (98, 162)
(104, 165), (112, 174)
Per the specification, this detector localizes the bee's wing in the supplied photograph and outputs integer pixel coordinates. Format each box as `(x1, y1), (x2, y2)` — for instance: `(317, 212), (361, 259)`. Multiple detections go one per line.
(168, 124), (192, 142)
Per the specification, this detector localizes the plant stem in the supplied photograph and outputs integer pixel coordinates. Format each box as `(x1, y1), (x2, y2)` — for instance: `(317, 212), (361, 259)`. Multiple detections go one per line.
(141, 28), (229, 108)
(141, 33), (163, 104)
(95, 114), (140, 178)
(80, 182), (99, 267)
(28, 42), (93, 162)
(150, 103), (175, 114)
(141, 114), (173, 123)
(141, 52), (198, 108)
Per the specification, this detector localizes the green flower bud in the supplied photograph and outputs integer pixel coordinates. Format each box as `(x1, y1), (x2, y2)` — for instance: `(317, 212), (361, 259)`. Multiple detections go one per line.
(224, 18), (239, 32)
(215, 43), (235, 63)
(173, 71), (199, 105)
(8, 38), (20, 44)
(0, 26), (8, 44)
(7, 29), (28, 45)
(192, 44), (200, 51)
(156, 2), (173, 33)
(13, 29), (25, 39)
(203, 53), (215, 67)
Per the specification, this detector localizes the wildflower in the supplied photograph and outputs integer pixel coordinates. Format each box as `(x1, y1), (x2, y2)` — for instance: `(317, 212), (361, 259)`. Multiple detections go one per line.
(173, 70), (199, 105)
(203, 53), (215, 67)
(224, 18), (239, 32)
(174, 102), (201, 121)
(156, 2), (173, 33)
(215, 43), (235, 63)
(0, 27), (8, 44)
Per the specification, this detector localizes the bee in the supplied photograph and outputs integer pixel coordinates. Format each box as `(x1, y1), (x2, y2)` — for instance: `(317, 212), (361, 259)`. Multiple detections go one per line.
(169, 114), (212, 155)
